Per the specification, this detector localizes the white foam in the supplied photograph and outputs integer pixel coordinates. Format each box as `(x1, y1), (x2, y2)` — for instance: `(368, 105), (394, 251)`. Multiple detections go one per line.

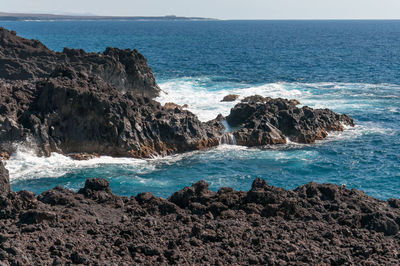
(324, 123), (396, 143)
(5, 145), (150, 182)
(157, 78), (312, 122)
(158, 78), (400, 122)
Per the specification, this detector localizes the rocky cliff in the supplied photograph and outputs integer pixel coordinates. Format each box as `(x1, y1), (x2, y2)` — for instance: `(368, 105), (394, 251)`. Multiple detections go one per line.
(0, 27), (160, 97)
(0, 66), (223, 157)
(0, 28), (224, 157)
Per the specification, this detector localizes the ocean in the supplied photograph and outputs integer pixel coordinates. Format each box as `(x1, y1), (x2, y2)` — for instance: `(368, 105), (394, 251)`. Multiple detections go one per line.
(1, 20), (399, 199)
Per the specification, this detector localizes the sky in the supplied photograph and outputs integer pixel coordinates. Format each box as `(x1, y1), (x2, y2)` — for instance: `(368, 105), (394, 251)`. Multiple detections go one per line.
(2, 0), (400, 20)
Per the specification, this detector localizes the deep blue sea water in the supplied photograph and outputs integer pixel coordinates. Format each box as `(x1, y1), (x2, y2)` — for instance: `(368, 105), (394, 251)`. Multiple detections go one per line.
(1, 20), (399, 199)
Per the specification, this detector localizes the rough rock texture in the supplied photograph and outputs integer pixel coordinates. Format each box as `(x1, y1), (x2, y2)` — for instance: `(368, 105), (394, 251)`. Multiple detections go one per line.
(0, 67), (223, 157)
(164, 102), (184, 110)
(0, 162), (9, 196)
(227, 97), (354, 146)
(221, 94), (239, 102)
(0, 27), (357, 157)
(0, 176), (399, 265)
(0, 27), (225, 158)
(0, 27), (160, 97)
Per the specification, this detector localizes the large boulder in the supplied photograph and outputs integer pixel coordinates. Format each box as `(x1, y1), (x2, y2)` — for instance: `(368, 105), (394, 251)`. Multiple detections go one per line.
(226, 97), (354, 146)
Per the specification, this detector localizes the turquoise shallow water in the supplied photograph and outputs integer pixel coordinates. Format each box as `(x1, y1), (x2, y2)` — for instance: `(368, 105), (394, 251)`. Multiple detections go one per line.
(1, 20), (400, 199)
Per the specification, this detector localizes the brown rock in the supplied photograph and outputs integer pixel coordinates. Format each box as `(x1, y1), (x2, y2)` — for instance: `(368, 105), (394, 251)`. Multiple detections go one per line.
(68, 153), (99, 160)
(0, 161), (10, 196)
(164, 102), (182, 110)
(221, 94), (239, 102)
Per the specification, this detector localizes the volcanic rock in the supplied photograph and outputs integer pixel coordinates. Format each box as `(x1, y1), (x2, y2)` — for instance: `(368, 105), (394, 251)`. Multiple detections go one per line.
(0, 27), (225, 158)
(0, 178), (399, 264)
(0, 27), (160, 97)
(0, 64), (224, 158)
(221, 94), (239, 102)
(241, 94), (267, 103)
(164, 102), (183, 110)
(226, 97), (354, 146)
(0, 161), (10, 196)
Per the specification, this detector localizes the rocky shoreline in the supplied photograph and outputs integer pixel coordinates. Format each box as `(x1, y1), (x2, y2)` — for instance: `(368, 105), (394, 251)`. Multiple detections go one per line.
(0, 27), (355, 159)
(0, 162), (400, 264)
(2, 27), (395, 265)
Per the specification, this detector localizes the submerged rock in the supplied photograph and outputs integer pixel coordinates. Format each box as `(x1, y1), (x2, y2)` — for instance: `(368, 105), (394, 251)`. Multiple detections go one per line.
(226, 96), (354, 146)
(0, 177), (399, 264)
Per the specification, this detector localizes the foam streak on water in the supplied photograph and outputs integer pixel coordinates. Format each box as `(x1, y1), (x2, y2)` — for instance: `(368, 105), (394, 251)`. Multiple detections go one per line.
(6, 146), (151, 182)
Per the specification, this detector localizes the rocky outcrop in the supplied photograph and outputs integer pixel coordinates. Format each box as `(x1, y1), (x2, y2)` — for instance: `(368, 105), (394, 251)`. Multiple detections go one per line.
(0, 27), (356, 158)
(0, 178), (399, 264)
(0, 67), (223, 157)
(226, 97), (354, 146)
(0, 27), (160, 97)
(0, 27), (225, 158)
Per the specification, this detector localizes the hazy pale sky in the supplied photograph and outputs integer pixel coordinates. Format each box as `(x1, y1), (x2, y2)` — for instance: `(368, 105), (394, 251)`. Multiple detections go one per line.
(3, 0), (400, 20)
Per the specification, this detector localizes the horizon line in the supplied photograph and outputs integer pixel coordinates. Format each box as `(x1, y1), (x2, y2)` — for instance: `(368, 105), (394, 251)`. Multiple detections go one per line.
(1, 12), (400, 21)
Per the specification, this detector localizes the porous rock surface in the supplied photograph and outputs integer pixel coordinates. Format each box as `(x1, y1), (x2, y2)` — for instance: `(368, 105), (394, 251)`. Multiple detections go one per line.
(0, 69), (223, 157)
(0, 27), (160, 97)
(227, 96), (354, 146)
(221, 94), (239, 102)
(0, 27), (224, 157)
(0, 162), (9, 196)
(0, 164), (399, 265)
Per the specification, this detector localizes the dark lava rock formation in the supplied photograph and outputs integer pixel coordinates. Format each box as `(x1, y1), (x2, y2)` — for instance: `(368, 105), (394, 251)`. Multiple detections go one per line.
(0, 69), (223, 157)
(0, 165), (399, 264)
(226, 96), (354, 146)
(0, 28), (224, 157)
(0, 27), (356, 158)
(0, 27), (160, 97)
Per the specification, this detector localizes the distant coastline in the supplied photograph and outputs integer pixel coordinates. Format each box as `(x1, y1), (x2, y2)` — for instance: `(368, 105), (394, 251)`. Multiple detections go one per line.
(0, 12), (217, 21)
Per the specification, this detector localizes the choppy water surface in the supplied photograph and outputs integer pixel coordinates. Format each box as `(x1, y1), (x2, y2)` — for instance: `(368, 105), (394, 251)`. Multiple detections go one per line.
(1, 20), (399, 199)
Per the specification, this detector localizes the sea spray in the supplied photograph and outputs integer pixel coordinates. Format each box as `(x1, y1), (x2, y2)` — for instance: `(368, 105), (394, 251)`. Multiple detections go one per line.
(219, 133), (237, 145)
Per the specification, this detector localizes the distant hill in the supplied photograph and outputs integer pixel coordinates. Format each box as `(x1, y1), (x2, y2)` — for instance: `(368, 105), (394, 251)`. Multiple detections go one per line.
(0, 12), (217, 21)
